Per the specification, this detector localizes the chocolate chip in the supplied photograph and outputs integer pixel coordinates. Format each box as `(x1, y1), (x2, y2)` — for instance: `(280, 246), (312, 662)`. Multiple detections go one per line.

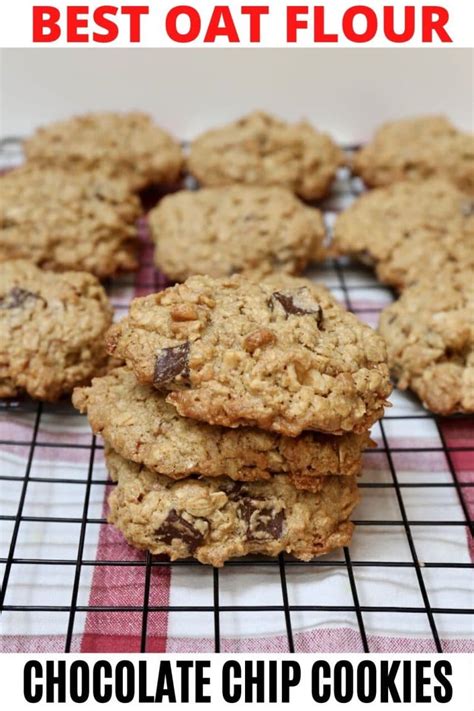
(221, 480), (244, 500)
(0, 287), (44, 310)
(269, 289), (323, 326)
(238, 497), (285, 541)
(154, 342), (190, 386)
(154, 509), (206, 553)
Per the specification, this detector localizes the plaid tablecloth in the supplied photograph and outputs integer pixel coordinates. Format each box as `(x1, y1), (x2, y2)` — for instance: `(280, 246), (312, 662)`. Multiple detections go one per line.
(1, 168), (473, 654)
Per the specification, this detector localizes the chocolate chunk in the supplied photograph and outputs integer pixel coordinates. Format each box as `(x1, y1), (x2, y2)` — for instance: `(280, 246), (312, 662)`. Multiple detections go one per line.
(221, 480), (244, 500)
(154, 342), (190, 386)
(269, 289), (323, 325)
(154, 509), (206, 553)
(0, 287), (44, 310)
(238, 497), (285, 541)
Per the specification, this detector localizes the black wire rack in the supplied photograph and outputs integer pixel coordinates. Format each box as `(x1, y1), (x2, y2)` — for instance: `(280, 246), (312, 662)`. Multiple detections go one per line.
(0, 138), (473, 654)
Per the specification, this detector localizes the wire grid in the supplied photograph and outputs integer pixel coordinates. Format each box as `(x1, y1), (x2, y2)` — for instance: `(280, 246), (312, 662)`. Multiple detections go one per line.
(0, 138), (473, 654)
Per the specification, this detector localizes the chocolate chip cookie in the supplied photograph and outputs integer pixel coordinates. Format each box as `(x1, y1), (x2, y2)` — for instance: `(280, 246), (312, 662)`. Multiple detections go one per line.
(107, 275), (392, 436)
(333, 179), (474, 290)
(353, 115), (474, 195)
(150, 186), (326, 280)
(379, 271), (474, 415)
(0, 166), (141, 278)
(106, 448), (359, 566)
(73, 367), (371, 487)
(188, 111), (344, 200)
(24, 111), (184, 192)
(0, 260), (113, 401)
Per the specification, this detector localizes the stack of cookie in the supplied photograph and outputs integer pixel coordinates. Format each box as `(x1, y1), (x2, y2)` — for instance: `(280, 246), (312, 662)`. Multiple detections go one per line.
(74, 274), (392, 566)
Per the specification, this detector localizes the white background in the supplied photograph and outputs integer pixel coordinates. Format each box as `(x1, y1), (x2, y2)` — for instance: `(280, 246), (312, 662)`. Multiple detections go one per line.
(0, 48), (473, 141)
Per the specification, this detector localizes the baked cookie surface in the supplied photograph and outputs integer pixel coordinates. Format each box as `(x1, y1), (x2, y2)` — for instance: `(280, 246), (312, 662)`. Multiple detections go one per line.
(188, 111), (344, 200)
(0, 166), (141, 278)
(150, 186), (326, 280)
(107, 275), (392, 436)
(379, 272), (474, 415)
(0, 260), (113, 401)
(106, 448), (359, 566)
(353, 115), (474, 195)
(333, 179), (474, 290)
(24, 111), (183, 191)
(73, 367), (370, 486)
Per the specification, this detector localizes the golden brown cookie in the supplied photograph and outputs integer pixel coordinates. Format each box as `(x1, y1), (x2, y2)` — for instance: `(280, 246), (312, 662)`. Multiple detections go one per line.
(353, 115), (474, 195)
(379, 271), (474, 415)
(24, 111), (184, 192)
(150, 186), (326, 280)
(106, 274), (392, 436)
(106, 448), (359, 566)
(0, 166), (141, 278)
(188, 111), (344, 200)
(73, 367), (371, 486)
(333, 179), (473, 290)
(0, 260), (113, 401)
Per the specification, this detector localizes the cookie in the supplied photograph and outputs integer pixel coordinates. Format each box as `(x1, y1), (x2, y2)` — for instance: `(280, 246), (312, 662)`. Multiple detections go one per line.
(73, 367), (371, 487)
(150, 186), (326, 280)
(24, 111), (184, 192)
(0, 260), (113, 401)
(0, 166), (141, 278)
(379, 272), (474, 415)
(106, 275), (392, 436)
(106, 448), (359, 566)
(188, 111), (344, 200)
(353, 115), (474, 195)
(333, 179), (474, 290)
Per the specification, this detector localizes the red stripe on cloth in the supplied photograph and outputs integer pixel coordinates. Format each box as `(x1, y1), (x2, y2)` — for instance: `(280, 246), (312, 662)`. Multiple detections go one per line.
(1, 635), (82, 653)
(80, 486), (171, 653)
(81, 218), (173, 653)
(133, 216), (171, 297)
(439, 417), (474, 450)
(166, 629), (474, 654)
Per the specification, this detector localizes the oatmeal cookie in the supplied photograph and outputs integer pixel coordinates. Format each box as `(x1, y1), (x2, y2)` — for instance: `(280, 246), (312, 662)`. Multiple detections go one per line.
(24, 111), (184, 192)
(353, 115), (474, 195)
(150, 185), (326, 280)
(106, 448), (359, 566)
(379, 271), (474, 415)
(333, 179), (474, 290)
(107, 274), (392, 436)
(73, 367), (371, 486)
(0, 260), (113, 400)
(0, 166), (141, 278)
(188, 111), (344, 200)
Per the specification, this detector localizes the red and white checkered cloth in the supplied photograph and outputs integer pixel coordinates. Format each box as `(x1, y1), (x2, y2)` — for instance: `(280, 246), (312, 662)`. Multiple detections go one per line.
(1, 174), (473, 653)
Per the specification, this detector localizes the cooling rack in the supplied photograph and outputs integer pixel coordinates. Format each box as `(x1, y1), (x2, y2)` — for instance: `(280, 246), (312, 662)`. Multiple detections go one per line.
(0, 137), (472, 654)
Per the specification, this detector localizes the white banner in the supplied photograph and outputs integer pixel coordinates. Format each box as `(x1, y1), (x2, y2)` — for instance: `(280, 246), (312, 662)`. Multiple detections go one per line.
(1, 653), (473, 709)
(0, 0), (473, 48)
